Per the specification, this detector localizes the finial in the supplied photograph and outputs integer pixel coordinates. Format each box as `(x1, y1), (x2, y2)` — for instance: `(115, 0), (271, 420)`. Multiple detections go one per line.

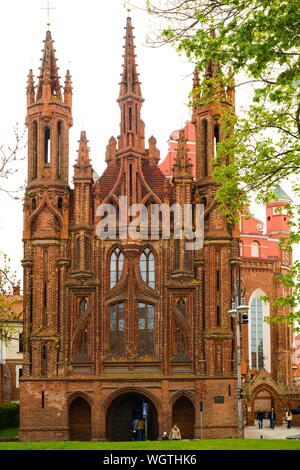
(41, 1), (55, 29)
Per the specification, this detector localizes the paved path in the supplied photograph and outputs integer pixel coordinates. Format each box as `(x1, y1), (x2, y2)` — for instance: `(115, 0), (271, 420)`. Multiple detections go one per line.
(245, 425), (300, 440)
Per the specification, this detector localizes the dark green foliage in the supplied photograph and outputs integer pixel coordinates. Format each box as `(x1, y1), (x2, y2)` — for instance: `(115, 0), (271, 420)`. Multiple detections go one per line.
(0, 402), (19, 429)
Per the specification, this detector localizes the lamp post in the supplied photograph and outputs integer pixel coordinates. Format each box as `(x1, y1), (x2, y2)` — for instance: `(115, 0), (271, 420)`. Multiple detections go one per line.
(229, 295), (249, 439)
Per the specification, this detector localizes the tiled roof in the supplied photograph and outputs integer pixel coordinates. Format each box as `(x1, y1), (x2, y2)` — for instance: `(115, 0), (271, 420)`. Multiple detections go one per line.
(94, 164), (121, 199)
(142, 162), (170, 201)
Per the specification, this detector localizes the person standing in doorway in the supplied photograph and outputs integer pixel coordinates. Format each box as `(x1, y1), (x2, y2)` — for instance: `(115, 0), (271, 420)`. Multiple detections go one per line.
(135, 417), (145, 441)
(131, 417), (138, 441)
(268, 408), (276, 429)
(169, 424), (181, 440)
(286, 410), (293, 429)
(256, 410), (265, 429)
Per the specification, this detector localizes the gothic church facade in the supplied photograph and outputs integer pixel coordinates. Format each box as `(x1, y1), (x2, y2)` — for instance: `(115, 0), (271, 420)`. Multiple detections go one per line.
(20, 19), (297, 441)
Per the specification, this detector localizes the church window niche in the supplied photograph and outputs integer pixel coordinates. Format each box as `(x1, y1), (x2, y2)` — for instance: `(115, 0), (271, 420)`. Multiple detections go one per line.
(109, 303), (125, 356)
(31, 198), (36, 211)
(57, 121), (62, 178)
(79, 298), (88, 316)
(251, 241), (260, 257)
(43, 127), (51, 164)
(138, 303), (154, 356)
(129, 107), (133, 131)
(202, 119), (208, 177)
(213, 124), (220, 158)
(84, 237), (90, 270)
(80, 328), (88, 356)
(75, 236), (81, 270)
(32, 121), (38, 179)
(57, 197), (63, 209)
(176, 327), (185, 358)
(177, 299), (186, 316)
(140, 248), (155, 288)
(41, 344), (47, 377)
(110, 248), (124, 288)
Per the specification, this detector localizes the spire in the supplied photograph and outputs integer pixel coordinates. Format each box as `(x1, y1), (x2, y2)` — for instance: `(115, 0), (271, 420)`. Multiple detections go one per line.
(64, 69), (73, 108)
(36, 30), (62, 101)
(172, 130), (193, 179)
(74, 131), (93, 179)
(119, 17), (142, 99)
(26, 69), (35, 106)
(117, 17), (145, 154)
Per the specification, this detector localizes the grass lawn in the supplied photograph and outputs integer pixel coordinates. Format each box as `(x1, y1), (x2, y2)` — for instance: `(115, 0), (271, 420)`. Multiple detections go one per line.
(0, 428), (19, 438)
(0, 439), (300, 450)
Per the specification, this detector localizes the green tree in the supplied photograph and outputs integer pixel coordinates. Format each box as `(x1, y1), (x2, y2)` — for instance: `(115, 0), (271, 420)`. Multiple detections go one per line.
(142, 0), (300, 326)
(0, 125), (24, 342)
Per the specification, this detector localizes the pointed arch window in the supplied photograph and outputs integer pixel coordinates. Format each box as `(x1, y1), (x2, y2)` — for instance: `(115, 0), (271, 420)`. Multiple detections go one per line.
(140, 248), (155, 288)
(109, 303), (125, 356)
(250, 297), (264, 369)
(110, 248), (124, 288)
(138, 303), (154, 356)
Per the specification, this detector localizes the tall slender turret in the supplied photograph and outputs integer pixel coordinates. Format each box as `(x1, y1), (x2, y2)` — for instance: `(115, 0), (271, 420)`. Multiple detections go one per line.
(117, 17), (145, 155)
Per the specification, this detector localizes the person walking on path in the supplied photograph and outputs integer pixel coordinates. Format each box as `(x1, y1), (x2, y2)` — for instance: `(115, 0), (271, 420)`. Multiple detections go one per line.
(286, 410), (293, 429)
(169, 424), (181, 440)
(268, 408), (276, 429)
(256, 410), (265, 429)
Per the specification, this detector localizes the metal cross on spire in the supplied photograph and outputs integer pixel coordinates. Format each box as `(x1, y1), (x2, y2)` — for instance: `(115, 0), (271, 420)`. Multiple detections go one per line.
(41, 0), (55, 28)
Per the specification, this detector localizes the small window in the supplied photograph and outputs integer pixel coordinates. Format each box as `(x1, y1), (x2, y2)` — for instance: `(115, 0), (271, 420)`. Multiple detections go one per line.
(251, 241), (260, 257)
(57, 197), (63, 209)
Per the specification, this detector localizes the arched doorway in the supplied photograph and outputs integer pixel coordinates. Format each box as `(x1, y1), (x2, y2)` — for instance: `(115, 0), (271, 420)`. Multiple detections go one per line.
(172, 396), (195, 439)
(253, 388), (275, 420)
(107, 392), (158, 441)
(69, 397), (92, 441)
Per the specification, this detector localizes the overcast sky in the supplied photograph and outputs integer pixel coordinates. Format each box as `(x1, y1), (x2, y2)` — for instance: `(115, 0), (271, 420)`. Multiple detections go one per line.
(0, 0), (298, 283)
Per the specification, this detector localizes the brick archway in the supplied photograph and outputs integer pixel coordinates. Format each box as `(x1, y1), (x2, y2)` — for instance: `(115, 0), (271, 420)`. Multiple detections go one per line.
(69, 396), (92, 441)
(172, 396), (195, 439)
(106, 391), (159, 441)
(251, 385), (277, 424)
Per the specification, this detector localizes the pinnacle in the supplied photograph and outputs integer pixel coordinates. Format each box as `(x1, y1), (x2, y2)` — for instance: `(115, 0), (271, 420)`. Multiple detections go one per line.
(36, 29), (62, 101)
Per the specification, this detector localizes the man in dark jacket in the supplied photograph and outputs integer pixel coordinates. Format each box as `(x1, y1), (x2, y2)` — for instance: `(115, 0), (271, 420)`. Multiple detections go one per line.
(268, 408), (276, 429)
(256, 410), (265, 429)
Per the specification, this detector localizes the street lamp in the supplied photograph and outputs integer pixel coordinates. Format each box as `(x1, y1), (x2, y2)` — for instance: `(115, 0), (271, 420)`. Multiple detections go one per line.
(229, 295), (249, 439)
